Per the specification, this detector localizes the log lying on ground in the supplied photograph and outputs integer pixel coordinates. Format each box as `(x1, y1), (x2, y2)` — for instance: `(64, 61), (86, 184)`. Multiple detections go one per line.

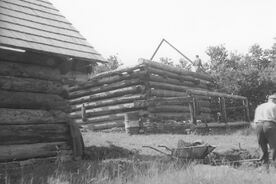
(69, 71), (146, 92)
(0, 109), (68, 125)
(0, 124), (70, 145)
(150, 88), (188, 97)
(0, 61), (67, 82)
(70, 103), (145, 119)
(140, 59), (213, 82)
(0, 90), (70, 112)
(0, 76), (67, 96)
(71, 94), (146, 111)
(69, 85), (145, 105)
(69, 78), (142, 98)
(0, 142), (70, 162)
(149, 74), (208, 90)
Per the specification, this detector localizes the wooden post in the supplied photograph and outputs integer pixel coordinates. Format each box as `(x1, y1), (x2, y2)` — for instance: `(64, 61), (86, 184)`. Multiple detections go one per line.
(81, 104), (87, 122)
(192, 97), (197, 124)
(188, 102), (196, 124)
(124, 112), (140, 135)
(220, 97), (227, 123)
(243, 99), (250, 122)
(143, 65), (151, 130)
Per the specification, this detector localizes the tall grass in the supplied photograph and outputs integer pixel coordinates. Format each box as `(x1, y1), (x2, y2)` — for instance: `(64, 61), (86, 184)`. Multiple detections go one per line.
(4, 159), (276, 184)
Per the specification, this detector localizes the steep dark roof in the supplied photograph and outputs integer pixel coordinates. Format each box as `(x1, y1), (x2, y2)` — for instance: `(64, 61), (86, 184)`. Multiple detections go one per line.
(0, 0), (106, 62)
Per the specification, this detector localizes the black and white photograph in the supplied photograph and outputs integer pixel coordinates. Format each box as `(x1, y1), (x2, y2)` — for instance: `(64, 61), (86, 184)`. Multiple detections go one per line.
(0, 0), (276, 183)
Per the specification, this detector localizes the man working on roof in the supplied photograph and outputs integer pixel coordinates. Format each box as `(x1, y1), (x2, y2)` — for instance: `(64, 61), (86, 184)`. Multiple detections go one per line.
(254, 94), (276, 167)
(193, 55), (203, 72)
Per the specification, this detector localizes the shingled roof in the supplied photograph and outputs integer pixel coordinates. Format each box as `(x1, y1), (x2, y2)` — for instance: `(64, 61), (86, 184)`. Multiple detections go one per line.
(0, 0), (106, 63)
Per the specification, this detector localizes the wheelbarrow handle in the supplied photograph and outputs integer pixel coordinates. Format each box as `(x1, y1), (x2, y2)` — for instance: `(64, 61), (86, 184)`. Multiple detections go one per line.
(157, 145), (173, 152)
(142, 146), (171, 157)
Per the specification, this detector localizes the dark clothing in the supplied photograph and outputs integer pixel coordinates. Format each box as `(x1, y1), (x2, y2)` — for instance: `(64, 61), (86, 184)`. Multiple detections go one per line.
(256, 121), (276, 164)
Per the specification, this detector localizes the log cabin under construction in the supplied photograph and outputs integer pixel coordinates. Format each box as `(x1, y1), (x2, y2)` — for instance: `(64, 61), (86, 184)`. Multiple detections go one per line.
(69, 59), (250, 134)
(0, 0), (105, 164)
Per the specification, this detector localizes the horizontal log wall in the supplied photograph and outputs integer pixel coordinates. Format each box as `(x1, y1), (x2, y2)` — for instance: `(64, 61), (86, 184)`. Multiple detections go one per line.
(0, 55), (74, 163)
(69, 66), (147, 128)
(68, 59), (248, 132)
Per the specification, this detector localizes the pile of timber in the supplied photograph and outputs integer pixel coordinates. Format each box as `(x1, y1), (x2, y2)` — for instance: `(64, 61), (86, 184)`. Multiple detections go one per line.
(0, 58), (73, 163)
(68, 59), (249, 132)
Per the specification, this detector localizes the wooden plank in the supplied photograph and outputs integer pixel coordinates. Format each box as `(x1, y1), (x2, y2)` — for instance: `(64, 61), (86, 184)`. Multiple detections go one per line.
(69, 85), (145, 105)
(0, 124), (70, 145)
(71, 94), (146, 111)
(0, 142), (70, 162)
(0, 109), (68, 125)
(140, 59), (213, 82)
(0, 90), (70, 112)
(69, 78), (142, 98)
(0, 61), (66, 82)
(0, 76), (67, 96)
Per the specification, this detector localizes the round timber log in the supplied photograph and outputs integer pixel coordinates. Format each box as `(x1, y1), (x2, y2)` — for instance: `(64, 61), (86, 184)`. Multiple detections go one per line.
(0, 142), (70, 162)
(0, 76), (67, 97)
(70, 103), (145, 119)
(0, 124), (70, 145)
(149, 74), (208, 90)
(147, 67), (199, 83)
(0, 61), (68, 82)
(148, 105), (191, 113)
(69, 78), (142, 98)
(0, 109), (68, 125)
(71, 94), (146, 112)
(69, 71), (147, 92)
(150, 88), (188, 97)
(0, 90), (71, 112)
(69, 85), (145, 105)
(140, 59), (213, 82)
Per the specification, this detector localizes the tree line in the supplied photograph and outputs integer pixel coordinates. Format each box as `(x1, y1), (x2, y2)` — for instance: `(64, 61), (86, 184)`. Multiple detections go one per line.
(92, 40), (276, 119)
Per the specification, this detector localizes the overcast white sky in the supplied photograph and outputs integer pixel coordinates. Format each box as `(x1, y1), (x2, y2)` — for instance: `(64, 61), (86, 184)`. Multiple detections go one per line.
(51, 0), (276, 66)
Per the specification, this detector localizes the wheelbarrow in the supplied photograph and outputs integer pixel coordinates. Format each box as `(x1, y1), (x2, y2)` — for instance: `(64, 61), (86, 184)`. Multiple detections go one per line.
(142, 144), (216, 160)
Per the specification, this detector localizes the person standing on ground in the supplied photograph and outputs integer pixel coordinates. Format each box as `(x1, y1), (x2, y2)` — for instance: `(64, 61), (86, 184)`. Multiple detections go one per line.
(193, 55), (203, 72)
(254, 94), (276, 167)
